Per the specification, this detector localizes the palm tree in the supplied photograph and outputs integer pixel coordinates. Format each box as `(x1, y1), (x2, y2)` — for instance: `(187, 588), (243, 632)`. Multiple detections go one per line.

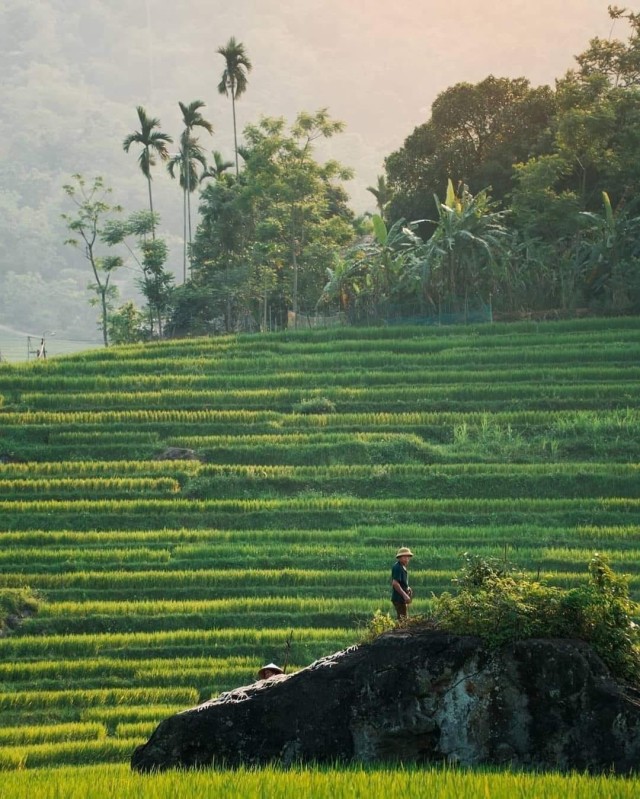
(366, 175), (391, 217)
(122, 106), (173, 239)
(579, 191), (640, 310)
(200, 150), (234, 183)
(168, 100), (213, 280)
(217, 37), (252, 176)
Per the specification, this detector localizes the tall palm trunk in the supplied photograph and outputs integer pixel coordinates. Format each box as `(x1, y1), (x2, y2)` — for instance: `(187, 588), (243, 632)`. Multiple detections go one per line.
(231, 85), (239, 177)
(172, 101), (213, 283)
(186, 163), (192, 276)
(182, 185), (187, 283)
(146, 171), (156, 240)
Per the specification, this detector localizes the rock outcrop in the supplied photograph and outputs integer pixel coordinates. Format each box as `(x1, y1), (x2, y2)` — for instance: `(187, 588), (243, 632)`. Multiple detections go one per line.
(156, 447), (202, 461)
(131, 629), (640, 773)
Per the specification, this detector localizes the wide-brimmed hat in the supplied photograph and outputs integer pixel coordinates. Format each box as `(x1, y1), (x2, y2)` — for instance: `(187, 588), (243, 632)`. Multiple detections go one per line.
(396, 547), (414, 558)
(258, 663), (284, 679)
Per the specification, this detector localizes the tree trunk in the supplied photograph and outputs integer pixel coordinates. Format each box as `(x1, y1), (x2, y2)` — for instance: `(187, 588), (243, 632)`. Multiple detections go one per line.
(186, 157), (192, 277)
(156, 273), (163, 337)
(232, 85), (239, 177)
(147, 173), (155, 240)
(263, 268), (268, 332)
(226, 262), (232, 332)
(291, 214), (299, 329)
(182, 187), (187, 284)
(100, 289), (109, 348)
(88, 242), (109, 347)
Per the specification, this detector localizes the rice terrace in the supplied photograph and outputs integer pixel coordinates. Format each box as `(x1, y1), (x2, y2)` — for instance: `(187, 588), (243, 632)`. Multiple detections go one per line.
(1, 317), (640, 797)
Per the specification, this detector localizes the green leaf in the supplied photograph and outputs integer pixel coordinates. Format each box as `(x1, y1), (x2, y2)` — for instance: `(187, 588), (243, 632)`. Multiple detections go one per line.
(602, 191), (614, 234)
(445, 178), (456, 208)
(371, 214), (388, 246)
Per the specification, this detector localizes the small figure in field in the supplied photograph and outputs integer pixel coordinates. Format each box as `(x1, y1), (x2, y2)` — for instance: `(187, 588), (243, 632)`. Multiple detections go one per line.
(257, 663), (284, 680)
(391, 547), (413, 619)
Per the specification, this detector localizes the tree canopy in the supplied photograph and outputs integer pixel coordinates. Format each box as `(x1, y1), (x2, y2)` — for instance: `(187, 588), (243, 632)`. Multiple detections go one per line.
(385, 76), (555, 224)
(55, 8), (640, 345)
(179, 109), (356, 334)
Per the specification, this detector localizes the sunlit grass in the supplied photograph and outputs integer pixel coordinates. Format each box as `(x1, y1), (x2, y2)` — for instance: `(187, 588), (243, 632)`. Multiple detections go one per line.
(2, 764), (639, 798)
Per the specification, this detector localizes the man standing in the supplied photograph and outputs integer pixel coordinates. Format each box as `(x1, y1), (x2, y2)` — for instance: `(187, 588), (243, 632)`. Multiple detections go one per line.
(391, 547), (414, 619)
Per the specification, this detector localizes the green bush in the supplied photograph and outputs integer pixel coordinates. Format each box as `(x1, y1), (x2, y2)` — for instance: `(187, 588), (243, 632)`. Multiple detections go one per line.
(292, 396), (336, 414)
(433, 553), (640, 684)
(0, 588), (40, 634)
(361, 609), (397, 642)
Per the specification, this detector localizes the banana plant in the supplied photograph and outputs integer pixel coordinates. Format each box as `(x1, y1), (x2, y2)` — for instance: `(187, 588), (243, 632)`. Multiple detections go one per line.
(579, 191), (640, 306)
(422, 180), (510, 311)
(320, 215), (426, 318)
(367, 214), (426, 300)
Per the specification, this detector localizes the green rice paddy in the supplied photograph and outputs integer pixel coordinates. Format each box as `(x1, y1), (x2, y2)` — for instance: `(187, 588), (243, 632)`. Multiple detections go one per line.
(0, 317), (638, 793)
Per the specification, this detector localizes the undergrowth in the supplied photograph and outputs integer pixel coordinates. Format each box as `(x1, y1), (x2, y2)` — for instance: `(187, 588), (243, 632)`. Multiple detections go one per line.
(0, 588), (40, 635)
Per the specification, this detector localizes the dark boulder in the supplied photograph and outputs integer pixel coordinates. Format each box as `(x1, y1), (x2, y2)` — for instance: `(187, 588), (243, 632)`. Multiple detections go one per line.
(131, 629), (640, 773)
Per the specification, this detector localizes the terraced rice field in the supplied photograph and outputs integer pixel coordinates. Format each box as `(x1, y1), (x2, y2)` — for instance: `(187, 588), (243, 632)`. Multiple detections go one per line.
(0, 317), (639, 774)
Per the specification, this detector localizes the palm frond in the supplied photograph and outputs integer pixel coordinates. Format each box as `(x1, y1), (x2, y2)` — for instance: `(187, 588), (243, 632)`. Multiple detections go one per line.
(217, 37), (252, 99)
(179, 99), (213, 135)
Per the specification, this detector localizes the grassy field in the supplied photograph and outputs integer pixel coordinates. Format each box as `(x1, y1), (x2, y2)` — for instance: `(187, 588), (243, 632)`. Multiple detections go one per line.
(2, 763), (640, 799)
(0, 317), (639, 791)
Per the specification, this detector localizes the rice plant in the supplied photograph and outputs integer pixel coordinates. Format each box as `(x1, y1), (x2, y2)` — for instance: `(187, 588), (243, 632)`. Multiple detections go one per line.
(1, 316), (639, 773)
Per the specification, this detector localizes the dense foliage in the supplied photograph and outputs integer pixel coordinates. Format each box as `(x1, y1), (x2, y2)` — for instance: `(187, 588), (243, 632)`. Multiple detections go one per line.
(434, 553), (640, 684)
(385, 76), (556, 222)
(379, 7), (640, 320)
(177, 110), (356, 335)
(52, 8), (640, 344)
(180, 7), (640, 330)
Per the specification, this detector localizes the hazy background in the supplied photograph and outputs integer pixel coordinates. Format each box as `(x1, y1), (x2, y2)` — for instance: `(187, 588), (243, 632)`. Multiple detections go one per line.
(0, 0), (616, 358)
